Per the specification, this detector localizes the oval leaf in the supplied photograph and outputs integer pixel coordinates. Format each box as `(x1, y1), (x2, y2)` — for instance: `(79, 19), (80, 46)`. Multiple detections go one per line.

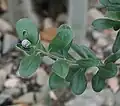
(107, 6), (120, 11)
(105, 11), (120, 20)
(98, 63), (117, 79)
(109, 0), (120, 4)
(99, 0), (111, 6)
(77, 58), (101, 68)
(16, 18), (38, 45)
(105, 11), (120, 31)
(92, 73), (105, 92)
(105, 50), (120, 64)
(52, 60), (69, 79)
(49, 73), (69, 89)
(59, 40), (73, 58)
(49, 24), (73, 52)
(17, 54), (41, 78)
(71, 44), (97, 59)
(92, 18), (120, 30)
(112, 31), (120, 53)
(71, 69), (87, 95)
(100, 0), (120, 11)
(66, 65), (80, 82)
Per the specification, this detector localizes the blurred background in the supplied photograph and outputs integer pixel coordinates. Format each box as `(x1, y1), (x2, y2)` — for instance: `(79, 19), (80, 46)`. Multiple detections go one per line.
(0, 0), (120, 106)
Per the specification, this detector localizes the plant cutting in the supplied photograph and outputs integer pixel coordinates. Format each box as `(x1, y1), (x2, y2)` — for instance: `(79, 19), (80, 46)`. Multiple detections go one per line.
(16, 0), (120, 95)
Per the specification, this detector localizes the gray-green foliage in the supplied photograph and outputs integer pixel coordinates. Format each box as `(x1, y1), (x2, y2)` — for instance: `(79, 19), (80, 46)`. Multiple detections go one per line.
(16, 1), (120, 95)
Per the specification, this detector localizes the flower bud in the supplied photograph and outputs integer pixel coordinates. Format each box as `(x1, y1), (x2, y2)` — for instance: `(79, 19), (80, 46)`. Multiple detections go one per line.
(21, 39), (31, 48)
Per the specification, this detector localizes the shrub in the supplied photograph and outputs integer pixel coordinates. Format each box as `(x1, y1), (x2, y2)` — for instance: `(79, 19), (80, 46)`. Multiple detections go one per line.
(16, 0), (120, 95)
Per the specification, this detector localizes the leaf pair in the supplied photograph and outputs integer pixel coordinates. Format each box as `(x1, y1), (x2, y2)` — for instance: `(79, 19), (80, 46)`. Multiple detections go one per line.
(50, 68), (87, 95)
(49, 60), (70, 89)
(98, 63), (117, 79)
(92, 62), (117, 92)
(92, 73), (105, 92)
(16, 18), (44, 78)
(50, 60), (87, 95)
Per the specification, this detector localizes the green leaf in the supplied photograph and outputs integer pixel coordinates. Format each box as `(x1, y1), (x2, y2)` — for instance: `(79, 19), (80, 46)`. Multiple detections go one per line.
(71, 44), (97, 59)
(65, 65), (80, 82)
(52, 60), (69, 79)
(109, 0), (120, 4)
(16, 18), (38, 45)
(16, 43), (34, 55)
(105, 50), (120, 64)
(71, 69), (87, 95)
(60, 40), (73, 58)
(112, 31), (120, 53)
(98, 63), (117, 79)
(105, 12), (120, 31)
(99, 0), (111, 6)
(92, 18), (120, 30)
(77, 58), (101, 68)
(105, 11), (120, 20)
(49, 73), (69, 89)
(17, 54), (41, 78)
(49, 24), (73, 52)
(107, 7), (120, 11)
(100, 0), (120, 11)
(66, 53), (76, 61)
(92, 73), (105, 92)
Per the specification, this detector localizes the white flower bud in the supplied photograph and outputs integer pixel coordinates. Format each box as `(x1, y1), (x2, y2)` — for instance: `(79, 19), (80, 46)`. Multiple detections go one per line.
(21, 39), (31, 48)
